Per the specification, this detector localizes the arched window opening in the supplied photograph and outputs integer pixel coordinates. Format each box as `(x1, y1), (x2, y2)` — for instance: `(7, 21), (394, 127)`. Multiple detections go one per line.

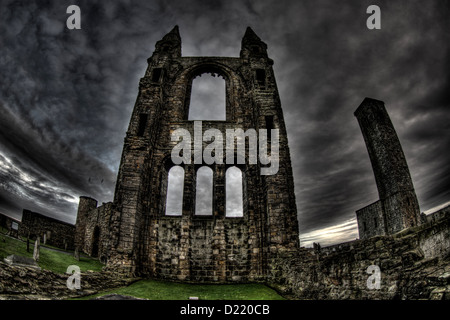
(195, 166), (213, 216)
(188, 73), (226, 121)
(226, 166), (244, 218)
(165, 166), (184, 216)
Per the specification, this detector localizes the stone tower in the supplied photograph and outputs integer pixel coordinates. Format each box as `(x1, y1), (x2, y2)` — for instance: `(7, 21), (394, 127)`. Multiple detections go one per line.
(74, 196), (97, 250)
(100, 26), (300, 280)
(354, 98), (420, 239)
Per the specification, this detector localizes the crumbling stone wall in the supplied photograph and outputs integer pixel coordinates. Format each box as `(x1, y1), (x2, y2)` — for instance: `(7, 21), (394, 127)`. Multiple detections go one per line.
(18, 210), (75, 250)
(268, 215), (450, 300)
(0, 261), (136, 300)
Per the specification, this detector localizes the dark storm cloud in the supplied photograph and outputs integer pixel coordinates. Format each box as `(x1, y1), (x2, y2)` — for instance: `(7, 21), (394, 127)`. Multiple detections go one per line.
(259, 0), (450, 245)
(0, 0), (448, 246)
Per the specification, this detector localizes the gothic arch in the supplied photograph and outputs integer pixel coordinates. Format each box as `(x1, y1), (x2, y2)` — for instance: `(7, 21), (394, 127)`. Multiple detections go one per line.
(172, 61), (245, 121)
(194, 166), (214, 216)
(225, 166), (245, 218)
(165, 165), (185, 216)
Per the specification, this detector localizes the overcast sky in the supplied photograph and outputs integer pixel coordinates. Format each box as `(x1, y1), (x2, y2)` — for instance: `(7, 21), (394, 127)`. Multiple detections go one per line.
(0, 0), (448, 247)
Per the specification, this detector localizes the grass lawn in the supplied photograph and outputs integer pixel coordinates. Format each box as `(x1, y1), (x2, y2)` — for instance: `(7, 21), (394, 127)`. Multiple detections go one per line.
(1, 228), (285, 300)
(0, 231), (104, 274)
(77, 279), (285, 300)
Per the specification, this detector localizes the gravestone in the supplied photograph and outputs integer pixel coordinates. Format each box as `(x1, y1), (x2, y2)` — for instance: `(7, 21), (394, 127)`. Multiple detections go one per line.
(74, 247), (80, 261)
(33, 237), (40, 262)
(4, 254), (41, 269)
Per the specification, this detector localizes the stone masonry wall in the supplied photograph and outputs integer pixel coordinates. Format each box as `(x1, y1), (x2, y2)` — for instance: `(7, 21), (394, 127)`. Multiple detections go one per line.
(356, 200), (386, 239)
(18, 210), (75, 250)
(0, 261), (136, 300)
(151, 216), (253, 282)
(268, 215), (450, 300)
(0, 213), (20, 237)
(81, 202), (114, 262)
(101, 26), (300, 279)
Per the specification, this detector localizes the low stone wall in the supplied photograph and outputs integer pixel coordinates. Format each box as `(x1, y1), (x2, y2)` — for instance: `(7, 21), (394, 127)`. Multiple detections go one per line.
(268, 216), (450, 300)
(0, 261), (137, 300)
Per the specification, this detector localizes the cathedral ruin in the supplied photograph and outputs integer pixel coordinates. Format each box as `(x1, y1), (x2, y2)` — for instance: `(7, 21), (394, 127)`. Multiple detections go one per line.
(75, 26), (300, 280)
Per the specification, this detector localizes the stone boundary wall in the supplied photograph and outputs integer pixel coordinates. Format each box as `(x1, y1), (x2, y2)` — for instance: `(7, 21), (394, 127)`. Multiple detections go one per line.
(268, 216), (450, 300)
(0, 261), (137, 300)
(18, 210), (75, 250)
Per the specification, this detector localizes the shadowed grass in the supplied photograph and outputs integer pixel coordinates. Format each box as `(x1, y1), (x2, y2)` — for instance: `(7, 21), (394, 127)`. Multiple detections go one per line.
(77, 278), (285, 300)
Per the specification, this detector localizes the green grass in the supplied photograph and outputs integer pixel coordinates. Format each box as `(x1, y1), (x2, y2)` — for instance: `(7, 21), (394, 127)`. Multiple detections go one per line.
(1, 230), (285, 300)
(0, 232), (103, 274)
(77, 279), (285, 300)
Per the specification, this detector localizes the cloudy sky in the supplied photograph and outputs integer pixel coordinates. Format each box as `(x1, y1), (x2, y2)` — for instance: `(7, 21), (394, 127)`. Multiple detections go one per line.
(0, 0), (448, 247)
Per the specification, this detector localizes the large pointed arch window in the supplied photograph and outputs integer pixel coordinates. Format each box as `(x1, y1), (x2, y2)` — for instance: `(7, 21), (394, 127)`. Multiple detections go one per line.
(165, 166), (184, 216)
(195, 166), (214, 216)
(188, 73), (226, 121)
(225, 166), (244, 217)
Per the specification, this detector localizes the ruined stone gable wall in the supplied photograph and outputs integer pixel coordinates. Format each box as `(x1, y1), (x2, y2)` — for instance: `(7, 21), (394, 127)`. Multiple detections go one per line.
(92, 27), (300, 279)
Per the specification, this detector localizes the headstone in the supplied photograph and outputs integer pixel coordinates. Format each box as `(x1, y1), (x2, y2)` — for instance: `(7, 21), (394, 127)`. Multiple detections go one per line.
(4, 254), (41, 269)
(33, 237), (40, 262)
(74, 247), (80, 261)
